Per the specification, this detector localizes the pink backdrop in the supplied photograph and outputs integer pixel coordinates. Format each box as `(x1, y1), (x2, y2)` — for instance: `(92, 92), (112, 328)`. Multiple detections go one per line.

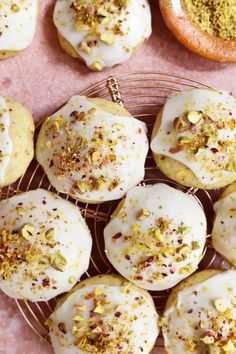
(0, 1), (235, 353)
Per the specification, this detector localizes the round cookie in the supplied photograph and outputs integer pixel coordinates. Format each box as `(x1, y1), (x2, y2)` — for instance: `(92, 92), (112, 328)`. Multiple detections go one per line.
(0, 96), (34, 187)
(212, 182), (236, 267)
(0, 0), (38, 59)
(0, 189), (92, 301)
(104, 183), (207, 291)
(48, 274), (159, 354)
(36, 95), (149, 204)
(151, 89), (236, 189)
(53, 0), (152, 71)
(162, 269), (236, 354)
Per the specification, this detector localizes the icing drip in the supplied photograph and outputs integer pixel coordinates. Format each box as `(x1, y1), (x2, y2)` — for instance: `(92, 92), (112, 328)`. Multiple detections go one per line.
(0, 97), (13, 184)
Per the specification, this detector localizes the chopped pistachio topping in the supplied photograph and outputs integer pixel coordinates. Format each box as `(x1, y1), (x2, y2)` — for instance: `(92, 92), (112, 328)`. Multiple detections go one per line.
(11, 4), (20, 12)
(49, 251), (67, 272)
(20, 224), (36, 241)
(214, 298), (228, 312)
(45, 228), (55, 241)
(137, 208), (151, 220)
(187, 110), (203, 124)
(90, 60), (104, 71)
(71, 286), (143, 353)
(170, 109), (236, 176)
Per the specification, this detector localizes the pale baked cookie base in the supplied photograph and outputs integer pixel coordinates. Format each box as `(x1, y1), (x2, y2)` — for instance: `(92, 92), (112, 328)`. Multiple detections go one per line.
(0, 51), (18, 59)
(57, 31), (144, 71)
(211, 182), (236, 267)
(1, 98), (35, 187)
(151, 109), (236, 190)
(164, 269), (222, 354)
(36, 97), (133, 204)
(54, 274), (157, 354)
(219, 181), (236, 200)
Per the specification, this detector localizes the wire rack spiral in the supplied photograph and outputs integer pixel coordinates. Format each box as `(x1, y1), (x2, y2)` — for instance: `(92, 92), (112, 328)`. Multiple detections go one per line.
(0, 71), (232, 353)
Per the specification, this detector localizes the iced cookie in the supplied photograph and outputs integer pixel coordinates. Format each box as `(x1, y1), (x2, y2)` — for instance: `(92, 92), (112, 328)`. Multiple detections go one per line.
(0, 0), (38, 59)
(151, 89), (236, 189)
(0, 96), (34, 187)
(0, 189), (92, 301)
(48, 274), (159, 354)
(212, 181), (236, 267)
(162, 269), (236, 353)
(53, 0), (152, 70)
(104, 183), (207, 291)
(36, 96), (149, 203)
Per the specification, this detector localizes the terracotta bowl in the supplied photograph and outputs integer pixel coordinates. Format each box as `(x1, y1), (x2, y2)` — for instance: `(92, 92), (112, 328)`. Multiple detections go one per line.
(159, 0), (236, 63)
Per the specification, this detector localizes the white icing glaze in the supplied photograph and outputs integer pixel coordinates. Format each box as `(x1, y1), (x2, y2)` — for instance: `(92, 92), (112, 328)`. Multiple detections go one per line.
(163, 270), (236, 354)
(36, 96), (149, 203)
(104, 183), (207, 291)
(53, 0), (152, 69)
(0, 189), (92, 302)
(0, 97), (13, 185)
(49, 280), (159, 354)
(151, 89), (236, 185)
(212, 191), (236, 267)
(0, 0), (37, 51)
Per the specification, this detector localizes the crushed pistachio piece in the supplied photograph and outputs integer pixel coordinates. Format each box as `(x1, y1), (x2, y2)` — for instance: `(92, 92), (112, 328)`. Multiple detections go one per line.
(200, 335), (214, 345)
(90, 60), (104, 71)
(222, 339), (235, 352)
(154, 228), (163, 241)
(75, 22), (90, 31)
(76, 305), (86, 312)
(11, 4), (20, 12)
(187, 110), (203, 124)
(137, 208), (151, 220)
(173, 117), (188, 132)
(49, 251), (67, 272)
(78, 41), (92, 54)
(177, 244), (190, 254)
(94, 303), (105, 314)
(73, 314), (84, 322)
(181, 226), (192, 235)
(100, 33), (116, 45)
(16, 207), (24, 216)
(214, 298), (227, 312)
(178, 136), (192, 145)
(179, 264), (195, 274)
(232, 297), (236, 306)
(91, 151), (101, 162)
(20, 224), (35, 241)
(76, 181), (88, 194)
(45, 228), (55, 241)
(94, 288), (103, 296)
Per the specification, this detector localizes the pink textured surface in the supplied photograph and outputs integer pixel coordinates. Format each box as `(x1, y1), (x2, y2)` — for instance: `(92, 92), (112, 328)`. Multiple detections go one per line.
(0, 1), (235, 353)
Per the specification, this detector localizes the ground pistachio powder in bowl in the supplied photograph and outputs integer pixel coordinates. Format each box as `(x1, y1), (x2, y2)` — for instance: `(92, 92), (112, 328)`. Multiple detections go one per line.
(182, 0), (236, 40)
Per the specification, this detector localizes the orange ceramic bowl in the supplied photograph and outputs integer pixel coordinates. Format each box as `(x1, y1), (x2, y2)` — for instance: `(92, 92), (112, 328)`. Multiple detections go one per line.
(159, 0), (236, 63)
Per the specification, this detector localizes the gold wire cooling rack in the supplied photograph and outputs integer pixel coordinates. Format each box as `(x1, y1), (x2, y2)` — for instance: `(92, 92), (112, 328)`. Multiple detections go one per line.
(0, 71), (232, 353)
